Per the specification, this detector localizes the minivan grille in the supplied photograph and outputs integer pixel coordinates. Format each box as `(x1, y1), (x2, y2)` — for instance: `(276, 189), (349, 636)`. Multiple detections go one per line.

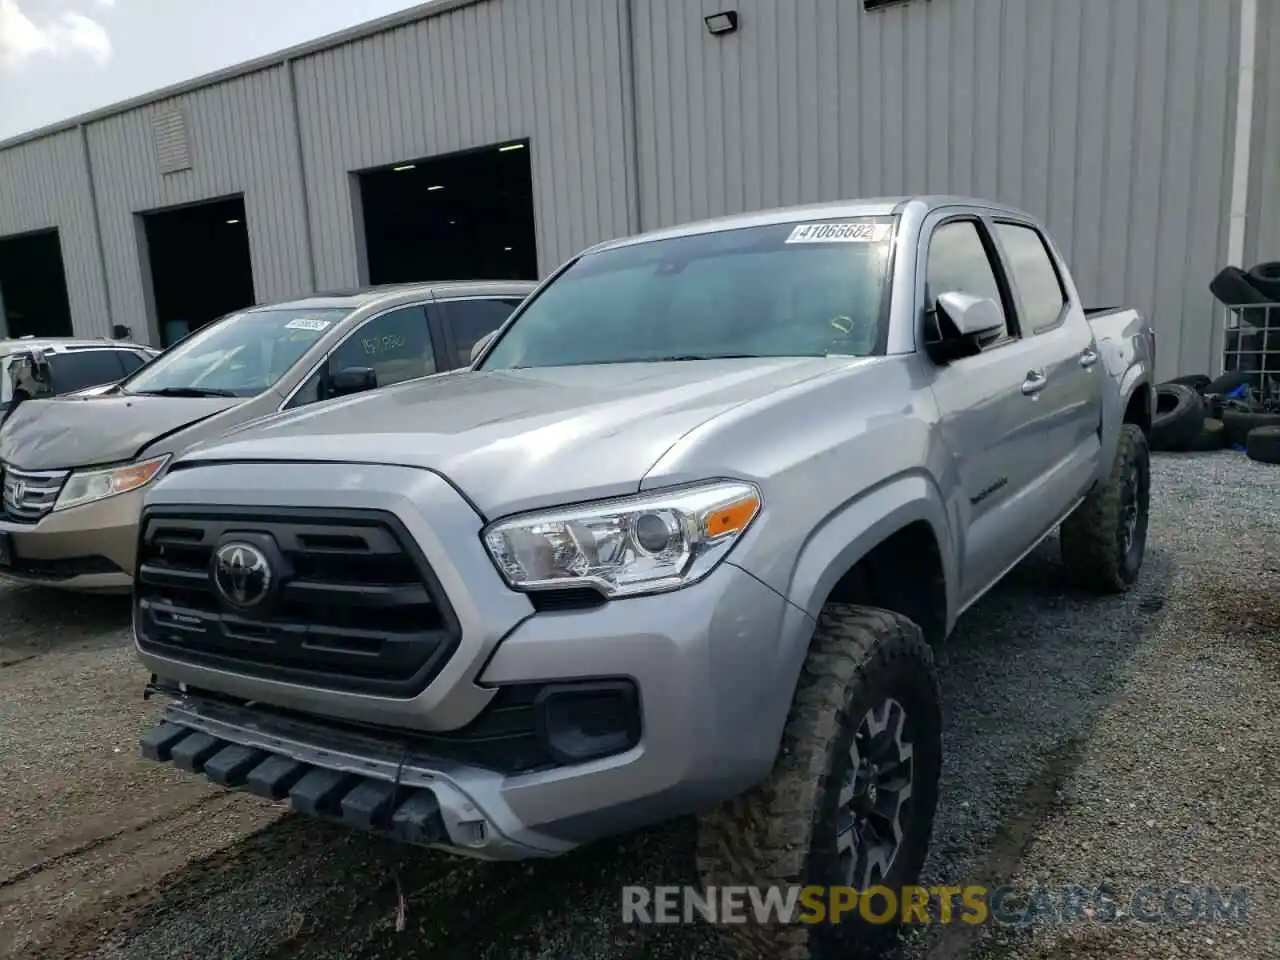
(134, 507), (460, 697)
(1, 465), (70, 523)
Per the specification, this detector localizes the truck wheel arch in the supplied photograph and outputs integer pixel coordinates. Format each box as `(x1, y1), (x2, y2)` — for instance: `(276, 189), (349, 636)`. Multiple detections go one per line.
(1122, 375), (1153, 438)
(786, 474), (955, 646)
(1099, 372), (1153, 477)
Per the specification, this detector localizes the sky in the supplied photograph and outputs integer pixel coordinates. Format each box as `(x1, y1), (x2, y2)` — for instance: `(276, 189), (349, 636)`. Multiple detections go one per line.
(0, 0), (428, 140)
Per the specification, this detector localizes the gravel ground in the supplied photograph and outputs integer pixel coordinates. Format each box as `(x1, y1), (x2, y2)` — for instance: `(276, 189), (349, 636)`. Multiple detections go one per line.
(0, 450), (1275, 960)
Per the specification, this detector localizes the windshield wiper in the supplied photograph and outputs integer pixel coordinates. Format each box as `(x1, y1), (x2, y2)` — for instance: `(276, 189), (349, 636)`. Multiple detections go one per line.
(129, 386), (240, 398)
(637, 353), (766, 362)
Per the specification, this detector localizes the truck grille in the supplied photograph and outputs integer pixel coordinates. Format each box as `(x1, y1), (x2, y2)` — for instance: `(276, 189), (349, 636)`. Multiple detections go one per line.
(1, 465), (70, 523)
(134, 506), (461, 697)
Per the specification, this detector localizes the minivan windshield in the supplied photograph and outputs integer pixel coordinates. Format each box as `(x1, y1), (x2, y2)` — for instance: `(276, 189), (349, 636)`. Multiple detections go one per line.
(122, 307), (351, 398)
(479, 217), (895, 370)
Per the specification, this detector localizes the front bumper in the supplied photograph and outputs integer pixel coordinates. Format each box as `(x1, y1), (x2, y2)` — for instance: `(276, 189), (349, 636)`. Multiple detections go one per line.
(0, 487), (143, 593)
(135, 461), (816, 855)
(141, 559), (814, 857)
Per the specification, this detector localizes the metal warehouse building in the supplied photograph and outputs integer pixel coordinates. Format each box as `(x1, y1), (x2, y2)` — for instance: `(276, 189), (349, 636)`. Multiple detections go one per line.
(0, 0), (1275, 378)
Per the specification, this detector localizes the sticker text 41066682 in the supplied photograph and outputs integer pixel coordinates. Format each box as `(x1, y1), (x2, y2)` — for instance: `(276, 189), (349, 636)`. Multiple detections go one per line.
(785, 222), (891, 244)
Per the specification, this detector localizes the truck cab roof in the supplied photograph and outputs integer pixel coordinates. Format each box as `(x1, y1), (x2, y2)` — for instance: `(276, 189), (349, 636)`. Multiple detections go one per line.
(260, 280), (537, 313)
(584, 195), (1039, 255)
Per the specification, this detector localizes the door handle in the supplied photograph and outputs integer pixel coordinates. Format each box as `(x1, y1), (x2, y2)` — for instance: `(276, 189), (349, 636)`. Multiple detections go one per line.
(1080, 348), (1099, 368)
(1021, 369), (1048, 396)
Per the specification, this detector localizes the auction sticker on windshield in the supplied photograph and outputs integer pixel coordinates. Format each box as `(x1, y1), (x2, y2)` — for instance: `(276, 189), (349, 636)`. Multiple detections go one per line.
(284, 317), (334, 332)
(785, 222), (890, 244)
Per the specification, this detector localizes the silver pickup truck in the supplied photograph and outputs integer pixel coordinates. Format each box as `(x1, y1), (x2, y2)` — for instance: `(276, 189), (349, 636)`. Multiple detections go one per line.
(135, 196), (1154, 957)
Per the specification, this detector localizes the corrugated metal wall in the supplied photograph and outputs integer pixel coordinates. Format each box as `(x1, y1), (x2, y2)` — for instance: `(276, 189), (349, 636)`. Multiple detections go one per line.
(1247, 0), (1280, 268)
(631, 0), (1240, 380)
(85, 66), (313, 340)
(0, 130), (110, 334)
(292, 0), (635, 288)
(0, 0), (1265, 378)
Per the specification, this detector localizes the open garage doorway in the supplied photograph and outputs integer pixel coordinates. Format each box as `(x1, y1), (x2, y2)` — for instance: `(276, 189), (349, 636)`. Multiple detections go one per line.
(358, 139), (537, 285)
(0, 229), (74, 339)
(141, 195), (255, 347)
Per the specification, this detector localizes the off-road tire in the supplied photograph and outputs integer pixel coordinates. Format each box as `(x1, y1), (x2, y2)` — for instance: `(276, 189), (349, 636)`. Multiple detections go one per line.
(1245, 425), (1280, 464)
(1060, 424), (1150, 593)
(696, 605), (942, 960)
(1151, 384), (1205, 451)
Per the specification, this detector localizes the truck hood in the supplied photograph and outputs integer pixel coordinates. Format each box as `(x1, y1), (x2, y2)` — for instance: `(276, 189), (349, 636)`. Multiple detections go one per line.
(0, 393), (243, 470)
(177, 358), (851, 517)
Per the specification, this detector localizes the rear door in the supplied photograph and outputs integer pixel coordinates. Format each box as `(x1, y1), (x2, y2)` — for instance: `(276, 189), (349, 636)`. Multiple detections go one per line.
(989, 220), (1104, 517)
(435, 296), (527, 369)
(922, 215), (1050, 604)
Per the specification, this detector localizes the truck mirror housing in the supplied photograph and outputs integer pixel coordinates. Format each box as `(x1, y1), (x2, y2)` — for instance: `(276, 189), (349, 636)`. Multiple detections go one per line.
(927, 291), (1005, 364)
(469, 331), (497, 365)
(325, 366), (378, 399)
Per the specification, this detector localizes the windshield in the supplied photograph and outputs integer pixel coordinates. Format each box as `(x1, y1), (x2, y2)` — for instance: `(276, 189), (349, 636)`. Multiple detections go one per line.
(122, 307), (351, 397)
(480, 217), (895, 370)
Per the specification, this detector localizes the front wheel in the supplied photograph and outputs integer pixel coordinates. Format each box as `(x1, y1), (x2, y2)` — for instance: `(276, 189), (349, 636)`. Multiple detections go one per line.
(697, 605), (943, 959)
(1059, 423), (1151, 593)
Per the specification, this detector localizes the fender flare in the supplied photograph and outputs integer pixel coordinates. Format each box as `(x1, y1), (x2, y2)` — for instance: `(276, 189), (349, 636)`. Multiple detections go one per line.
(785, 471), (958, 628)
(1099, 367), (1152, 478)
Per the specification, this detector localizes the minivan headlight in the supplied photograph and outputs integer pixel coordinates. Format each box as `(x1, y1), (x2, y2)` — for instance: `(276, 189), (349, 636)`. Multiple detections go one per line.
(482, 481), (762, 599)
(54, 455), (171, 512)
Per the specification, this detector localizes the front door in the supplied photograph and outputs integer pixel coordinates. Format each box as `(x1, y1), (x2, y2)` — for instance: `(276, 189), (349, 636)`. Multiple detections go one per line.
(922, 217), (1048, 606)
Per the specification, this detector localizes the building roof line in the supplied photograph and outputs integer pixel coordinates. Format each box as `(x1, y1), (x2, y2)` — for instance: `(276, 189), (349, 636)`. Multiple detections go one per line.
(0, 0), (478, 152)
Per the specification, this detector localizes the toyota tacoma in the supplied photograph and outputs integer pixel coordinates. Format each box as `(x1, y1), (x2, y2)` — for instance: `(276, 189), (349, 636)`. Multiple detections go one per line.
(134, 197), (1154, 957)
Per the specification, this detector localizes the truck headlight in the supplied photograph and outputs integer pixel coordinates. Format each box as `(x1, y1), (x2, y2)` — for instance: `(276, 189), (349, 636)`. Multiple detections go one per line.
(482, 481), (762, 599)
(54, 455), (170, 512)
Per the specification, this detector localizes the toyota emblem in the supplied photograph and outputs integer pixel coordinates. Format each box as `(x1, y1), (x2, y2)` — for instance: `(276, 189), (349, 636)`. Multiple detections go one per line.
(212, 542), (273, 608)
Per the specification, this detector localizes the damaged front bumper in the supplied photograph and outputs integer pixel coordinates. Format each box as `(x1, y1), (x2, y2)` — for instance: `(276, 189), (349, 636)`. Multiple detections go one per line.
(138, 686), (579, 861)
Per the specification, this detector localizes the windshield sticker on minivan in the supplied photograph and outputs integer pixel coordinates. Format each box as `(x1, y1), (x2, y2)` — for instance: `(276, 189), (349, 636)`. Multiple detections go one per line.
(785, 222), (890, 244)
(284, 317), (334, 332)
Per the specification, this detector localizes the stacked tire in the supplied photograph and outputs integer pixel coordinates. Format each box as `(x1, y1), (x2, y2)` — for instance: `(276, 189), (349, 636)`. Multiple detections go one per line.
(1151, 372), (1280, 463)
(1151, 383), (1215, 451)
(1224, 409), (1280, 463)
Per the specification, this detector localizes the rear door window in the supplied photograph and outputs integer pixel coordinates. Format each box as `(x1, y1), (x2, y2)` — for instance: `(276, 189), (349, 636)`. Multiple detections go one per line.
(992, 222), (1068, 333)
(48, 350), (129, 394)
(440, 298), (525, 367)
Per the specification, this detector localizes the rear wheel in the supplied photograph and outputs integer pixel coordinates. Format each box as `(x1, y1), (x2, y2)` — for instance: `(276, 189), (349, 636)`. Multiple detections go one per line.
(697, 605), (942, 959)
(1060, 424), (1150, 593)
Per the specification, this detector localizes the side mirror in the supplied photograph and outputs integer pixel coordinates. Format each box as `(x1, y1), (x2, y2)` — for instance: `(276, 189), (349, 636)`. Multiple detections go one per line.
(469, 331), (497, 365)
(927, 291), (1006, 363)
(325, 366), (377, 399)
